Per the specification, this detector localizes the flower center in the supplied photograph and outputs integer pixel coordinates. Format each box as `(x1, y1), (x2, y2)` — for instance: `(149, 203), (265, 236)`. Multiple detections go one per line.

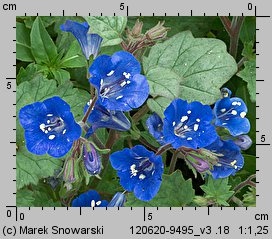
(99, 71), (131, 100)
(130, 157), (154, 180)
(39, 114), (66, 140)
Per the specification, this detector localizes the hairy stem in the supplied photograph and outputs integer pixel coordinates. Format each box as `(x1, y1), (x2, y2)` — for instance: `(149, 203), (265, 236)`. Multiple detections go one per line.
(132, 104), (150, 123)
(155, 143), (172, 156)
(168, 150), (179, 174)
(82, 95), (97, 124)
(139, 137), (158, 152)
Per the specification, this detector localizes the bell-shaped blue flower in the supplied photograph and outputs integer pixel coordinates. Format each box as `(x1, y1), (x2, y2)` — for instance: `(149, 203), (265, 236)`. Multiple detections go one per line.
(206, 139), (244, 179)
(82, 143), (102, 175)
(108, 192), (126, 207)
(213, 88), (250, 137)
(234, 135), (252, 151)
(89, 51), (149, 111)
(110, 145), (164, 201)
(72, 190), (108, 207)
(60, 20), (103, 59)
(19, 96), (81, 158)
(163, 99), (218, 149)
(84, 100), (131, 138)
(146, 113), (166, 145)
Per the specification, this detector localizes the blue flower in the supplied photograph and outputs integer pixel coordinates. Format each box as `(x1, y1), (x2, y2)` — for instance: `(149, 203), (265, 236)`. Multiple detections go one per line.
(89, 51), (149, 111)
(84, 100), (131, 137)
(213, 88), (250, 136)
(110, 145), (164, 201)
(108, 192), (126, 207)
(19, 96), (81, 158)
(206, 139), (244, 179)
(234, 135), (252, 151)
(146, 113), (166, 145)
(83, 143), (101, 175)
(60, 20), (103, 59)
(72, 190), (108, 207)
(163, 99), (218, 149)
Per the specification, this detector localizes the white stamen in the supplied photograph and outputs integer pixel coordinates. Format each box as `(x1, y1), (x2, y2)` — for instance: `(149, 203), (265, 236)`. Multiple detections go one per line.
(231, 110), (237, 115)
(96, 201), (101, 206)
(180, 116), (188, 122)
(172, 121), (176, 126)
(187, 110), (191, 114)
(39, 124), (46, 132)
(47, 120), (50, 124)
(45, 130), (48, 134)
(230, 160), (237, 166)
(194, 124), (199, 131)
(187, 137), (193, 140)
(116, 95), (123, 100)
(126, 80), (131, 84)
(220, 108), (226, 113)
(63, 129), (66, 134)
(123, 72), (131, 79)
(130, 164), (138, 177)
(107, 70), (115, 76)
(240, 112), (246, 118)
(91, 200), (96, 208)
(196, 118), (200, 122)
(225, 118), (230, 121)
(139, 174), (146, 180)
(222, 123), (227, 125)
(232, 102), (237, 106)
(100, 79), (104, 86)
(48, 135), (55, 140)
(120, 81), (126, 87)
(47, 114), (53, 117)
(184, 125), (188, 129)
(237, 102), (241, 106)
(48, 127), (52, 131)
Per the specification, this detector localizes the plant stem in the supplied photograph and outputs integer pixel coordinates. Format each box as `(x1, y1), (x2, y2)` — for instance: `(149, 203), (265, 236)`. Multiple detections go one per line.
(91, 133), (106, 149)
(132, 104), (149, 123)
(168, 150), (179, 174)
(155, 143), (172, 156)
(139, 137), (158, 152)
(82, 95), (97, 124)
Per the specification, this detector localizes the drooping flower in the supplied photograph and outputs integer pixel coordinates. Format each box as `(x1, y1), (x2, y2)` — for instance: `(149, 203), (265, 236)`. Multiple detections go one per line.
(234, 135), (252, 151)
(146, 113), (166, 145)
(82, 143), (102, 175)
(89, 51), (149, 111)
(19, 96), (81, 158)
(213, 88), (250, 136)
(60, 20), (103, 59)
(163, 99), (218, 149)
(110, 145), (164, 201)
(206, 139), (244, 179)
(84, 100), (131, 138)
(108, 192), (126, 207)
(72, 190), (108, 207)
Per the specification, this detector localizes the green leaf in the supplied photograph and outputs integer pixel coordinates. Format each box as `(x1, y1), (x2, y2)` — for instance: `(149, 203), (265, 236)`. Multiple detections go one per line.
(16, 188), (35, 206)
(201, 176), (234, 206)
(84, 16), (127, 47)
(58, 40), (86, 68)
(242, 187), (256, 207)
(147, 97), (171, 119)
(30, 17), (58, 64)
(51, 68), (70, 85)
(143, 31), (237, 109)
(16, 22), (34, 62)
(17, 63), (45, 85)
(240, 17), (256, 44)
(237, 59), (256, 102)
(16, 147), (62, 190)
(125, 170), (195, 206)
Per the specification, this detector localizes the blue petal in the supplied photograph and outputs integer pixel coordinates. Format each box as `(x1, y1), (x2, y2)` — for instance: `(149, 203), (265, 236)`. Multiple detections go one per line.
(60, 20), (102, 59)
(206, 139), (244, 179)
(43, 96), (71, 116)
(84, 102), (131, 136)
(163, 99), (218, 149)
(214, 97), (250, 136)
(146, 113), (165, 144)
(24, 130), (49, 155)
(108, 192), (126, 207)
(72, 190), (102, 207)
(110, 148), (135, 171)
(47, 136), (74, 158)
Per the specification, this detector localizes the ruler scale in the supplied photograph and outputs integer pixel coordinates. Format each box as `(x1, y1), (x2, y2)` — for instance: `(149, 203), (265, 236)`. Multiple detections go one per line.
(1, 0), (271, 238)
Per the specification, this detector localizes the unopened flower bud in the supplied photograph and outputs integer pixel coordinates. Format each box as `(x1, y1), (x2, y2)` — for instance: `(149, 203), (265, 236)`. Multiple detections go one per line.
(234, 135), (252, 150)
(146, 21), (169, 41)
(108, 192), (126, 207)
(83, 143), (102, 175)
(131, 19), (143, 37)
(63, 157), (76, 183)
(187, 154), (210, 173)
